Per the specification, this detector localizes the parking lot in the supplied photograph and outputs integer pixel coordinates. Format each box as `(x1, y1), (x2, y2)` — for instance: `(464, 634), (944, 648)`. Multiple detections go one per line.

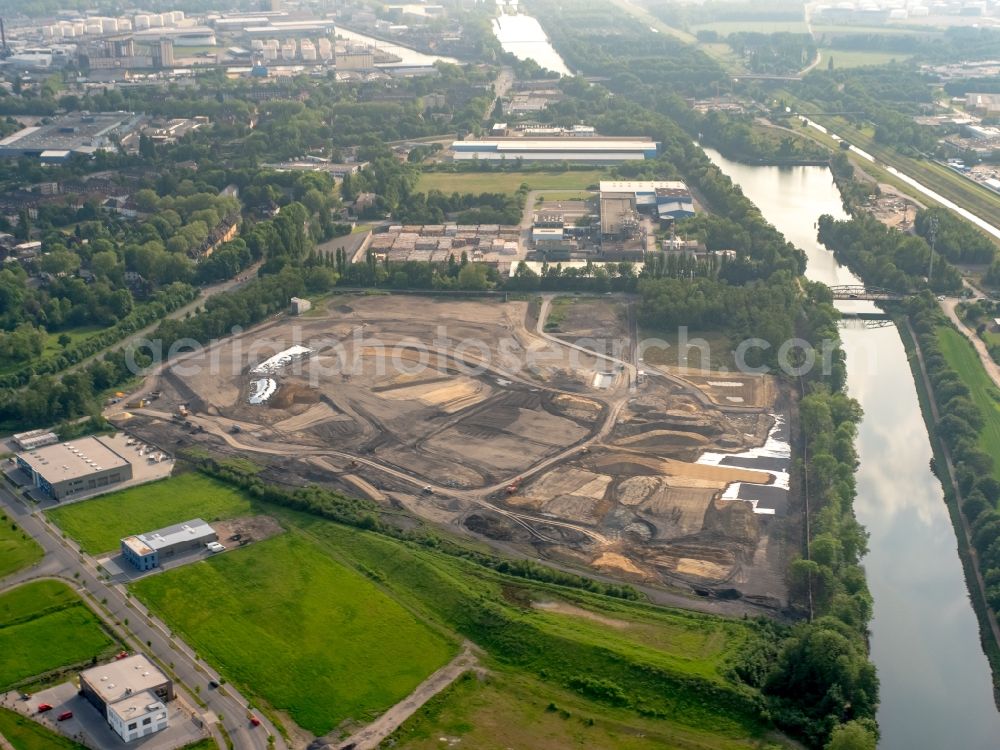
(1, 682), (207, 750)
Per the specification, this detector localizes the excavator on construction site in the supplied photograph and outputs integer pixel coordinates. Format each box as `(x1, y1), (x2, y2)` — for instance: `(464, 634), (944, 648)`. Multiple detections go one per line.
(505, 477), (522, 495)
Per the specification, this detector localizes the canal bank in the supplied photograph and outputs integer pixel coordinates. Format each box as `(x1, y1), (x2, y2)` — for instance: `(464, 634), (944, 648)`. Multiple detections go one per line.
(703, 148), (1000, 749)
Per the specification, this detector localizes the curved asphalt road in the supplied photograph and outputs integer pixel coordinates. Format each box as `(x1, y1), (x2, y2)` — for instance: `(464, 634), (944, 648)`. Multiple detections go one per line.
(0, 484), (285, 750)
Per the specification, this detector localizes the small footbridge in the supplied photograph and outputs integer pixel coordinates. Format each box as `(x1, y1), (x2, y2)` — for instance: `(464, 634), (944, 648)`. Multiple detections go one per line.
(829, 285), (907, 302)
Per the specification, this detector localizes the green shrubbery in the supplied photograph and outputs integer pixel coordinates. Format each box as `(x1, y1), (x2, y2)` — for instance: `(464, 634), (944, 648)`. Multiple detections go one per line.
(907, 293), (1000, 619)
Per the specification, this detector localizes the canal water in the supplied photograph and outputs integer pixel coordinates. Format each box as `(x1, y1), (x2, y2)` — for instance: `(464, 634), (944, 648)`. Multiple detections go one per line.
(703, 148), (1000, 749)
(492, 13), (572, 77)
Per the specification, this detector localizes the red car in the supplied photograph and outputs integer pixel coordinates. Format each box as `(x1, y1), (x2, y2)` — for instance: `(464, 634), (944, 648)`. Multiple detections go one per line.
(58, 711), (73, 721)
(249, 716), (261, 727)
(115, 651), (129, 660)
(37, 703), (53, 713)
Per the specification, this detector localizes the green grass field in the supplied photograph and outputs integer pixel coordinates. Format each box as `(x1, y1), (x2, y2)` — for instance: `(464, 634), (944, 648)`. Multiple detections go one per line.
(42, 326), (104, 356)
(289, 513), (777, 740)
(0, 707), (86, 750)
(417, 170), (606, 195)
(0, 513), (42, 579)
(936, 327), (1000, 484)
(387, 670), (785, 750)
(132, 531), (455, 735)
(820, 48), (913, 69)
(47, 473), (253, 554)
(0, 580), (117, 690)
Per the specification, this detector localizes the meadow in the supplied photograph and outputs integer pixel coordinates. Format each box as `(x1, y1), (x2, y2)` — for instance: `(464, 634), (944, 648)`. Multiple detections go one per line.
(0, 707), (87, 750)
(0, 513), (42, 579)
(936, 326), (1000, 484)
(416, 169), (606, 195)
(0, 580), (117, 690)
(47, 473), (253, 553)
(387, 670), (786, 750)
(289, 511), (780, 741)
(131, 531), (456, 736)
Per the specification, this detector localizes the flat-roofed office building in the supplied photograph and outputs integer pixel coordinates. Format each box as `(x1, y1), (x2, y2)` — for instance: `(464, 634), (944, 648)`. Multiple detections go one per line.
(15, 436), (133, 500)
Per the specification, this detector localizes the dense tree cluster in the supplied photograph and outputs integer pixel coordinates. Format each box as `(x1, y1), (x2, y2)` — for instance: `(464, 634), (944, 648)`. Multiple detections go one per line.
(698, 110), (828, 164)
(906, 293), (1000, 620)
(0, 282), (195, 392)
(817, 213), (962, 293)
(913, 208), (997, 266)
(794, 68), (938, 155)
(770, 386), (877, 743)
(828, 152), (875, 214)
(726, 32), (817, 77)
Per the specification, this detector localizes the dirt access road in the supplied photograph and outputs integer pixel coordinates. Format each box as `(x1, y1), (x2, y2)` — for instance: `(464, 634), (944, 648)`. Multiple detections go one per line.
(939, 285), (1000, 391)
(54, 260), (264, 384)
(312, 643), (481, 750)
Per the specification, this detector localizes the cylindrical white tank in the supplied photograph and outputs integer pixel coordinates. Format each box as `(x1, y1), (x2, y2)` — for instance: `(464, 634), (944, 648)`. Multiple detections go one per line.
(170, 11), (185, 24)
(134, 14), (150, 30)
(118, 18), (132, 31)
(102, 19), (119, 33)
(149, 14), (164, 28)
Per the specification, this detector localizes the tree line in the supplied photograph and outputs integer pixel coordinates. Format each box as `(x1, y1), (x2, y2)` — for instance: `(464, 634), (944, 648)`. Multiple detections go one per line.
(906, 293), (1000, 627)
(818, 213), (962, 294)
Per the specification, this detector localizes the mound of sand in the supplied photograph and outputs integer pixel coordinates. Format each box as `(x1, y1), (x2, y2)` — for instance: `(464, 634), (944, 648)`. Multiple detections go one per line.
(592, 552), (647, 578)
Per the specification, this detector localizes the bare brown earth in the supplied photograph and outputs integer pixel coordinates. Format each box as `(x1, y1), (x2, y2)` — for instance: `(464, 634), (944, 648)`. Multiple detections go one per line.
(109, 294), (791, 613)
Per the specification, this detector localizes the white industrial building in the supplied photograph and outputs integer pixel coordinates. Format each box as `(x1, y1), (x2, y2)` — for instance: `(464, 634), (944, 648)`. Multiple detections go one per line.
(599, 181), (695, 220)
(80, 655), (172, 743)
(121, 518), (218, 571)
(452, 137), (658, 163)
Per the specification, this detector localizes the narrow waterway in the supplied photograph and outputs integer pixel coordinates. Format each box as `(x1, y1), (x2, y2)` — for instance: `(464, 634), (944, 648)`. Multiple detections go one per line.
(492, 13), (571, 77)
(703, 148), (1000, 749)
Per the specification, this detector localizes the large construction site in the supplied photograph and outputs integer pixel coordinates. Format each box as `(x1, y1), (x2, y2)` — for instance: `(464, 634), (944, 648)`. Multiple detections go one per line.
(110, 294), (794, 613)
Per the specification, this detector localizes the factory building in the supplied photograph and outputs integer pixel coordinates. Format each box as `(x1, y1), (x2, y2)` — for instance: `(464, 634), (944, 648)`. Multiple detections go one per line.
(0, 112), (142, 159)
(12, 429), (58, 451)
(451, 137), (658, 163)
(967, 93), (1000, 117)
(15, 436), (133, 500)
(599, 181), (695, 220)
(80, 655), (172, 743)
(121, 518), (217, 571)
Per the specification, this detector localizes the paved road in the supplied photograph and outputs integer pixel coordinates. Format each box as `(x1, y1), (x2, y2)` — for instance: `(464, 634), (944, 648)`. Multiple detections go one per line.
(52, 261), (264, 384)
(0, 485), (285, 750)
